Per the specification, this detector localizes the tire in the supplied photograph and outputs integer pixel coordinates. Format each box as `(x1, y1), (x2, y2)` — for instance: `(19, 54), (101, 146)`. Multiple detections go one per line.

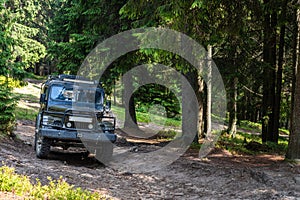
(95, 142), (113, 164)
(34, 113), (41, 151)
(35, 134), (51, 159)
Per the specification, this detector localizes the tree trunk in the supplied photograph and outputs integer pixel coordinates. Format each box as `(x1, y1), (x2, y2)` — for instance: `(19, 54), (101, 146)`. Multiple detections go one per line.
(182, 69), (199, 144)
(206, 45), (212, 135)
(113, 79), (117, 106)
(197, 77), (204, 140)
(262, 0), (277, 143)
(227, 42), (238, 137)
(287, 56), (300, 159)
(182, 68), (204, 143)
(228, 77), (238, 137)
(273, 0), (287, 143)
(123, 72), (137, 128)
(286, 1), (300, 159)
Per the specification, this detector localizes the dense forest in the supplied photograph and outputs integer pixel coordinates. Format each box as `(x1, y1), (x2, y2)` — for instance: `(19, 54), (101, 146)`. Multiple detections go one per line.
(0, 0), (300, 160)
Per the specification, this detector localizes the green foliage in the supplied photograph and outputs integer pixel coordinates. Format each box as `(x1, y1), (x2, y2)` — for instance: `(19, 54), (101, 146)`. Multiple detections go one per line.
(156, 129), (178, 139)
(112, 104), (181, 127)
(0, 165), (103, 199)
(190, 141), (202, 149)
(24, 72), (46, 80)
(0, 0), (46, 77)
(0, 85), (16, 135)
(14, 103), (38, 121)
(15, 0), (295, 150)
(0, 76), (23, 88)
(0, 0), (14, 76)
(48, 0), (127, 74)
(12, 78), (41, 121)
(239, 120), (262, 132)
(134, 84), (181, 118)
(217, 131), (289, 155)
(8, 0), (47, 71)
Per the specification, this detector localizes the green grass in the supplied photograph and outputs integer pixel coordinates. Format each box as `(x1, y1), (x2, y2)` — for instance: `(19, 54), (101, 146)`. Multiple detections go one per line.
(190, 142), (202, 149)
(0, 165), (104, 199)
(239, 120), (261, 132)
(14, 106), (38, 121)
(217, 131), (289, 155)
(156, 129), (178, 140)
(111, 104), (181, 127)
(212, 114), (227, 124)
(24, 72), (46, 80)
(279, 128), (289, 135)
(13, 79), (41, 121)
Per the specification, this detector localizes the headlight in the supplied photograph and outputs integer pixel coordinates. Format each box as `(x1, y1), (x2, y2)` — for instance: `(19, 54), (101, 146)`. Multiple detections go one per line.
(66, 122), (72, 128)
(98, 121), (115, 131)
(88, 124), (94, 129)
(42, 115), (62, 127)
(42, 115), (54, 125)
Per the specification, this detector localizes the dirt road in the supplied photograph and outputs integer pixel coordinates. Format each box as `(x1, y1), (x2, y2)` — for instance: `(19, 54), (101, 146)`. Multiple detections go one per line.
(0, 119), (297, 199)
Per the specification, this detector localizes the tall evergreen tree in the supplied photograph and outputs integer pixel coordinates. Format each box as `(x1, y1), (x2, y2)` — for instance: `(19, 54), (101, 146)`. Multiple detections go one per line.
(0, 0), (17, 135)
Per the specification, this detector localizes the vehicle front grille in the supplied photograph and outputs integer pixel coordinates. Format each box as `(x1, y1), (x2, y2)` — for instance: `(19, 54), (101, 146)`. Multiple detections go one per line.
(74, 122), (90, 130)
(65, 115), (95, 130)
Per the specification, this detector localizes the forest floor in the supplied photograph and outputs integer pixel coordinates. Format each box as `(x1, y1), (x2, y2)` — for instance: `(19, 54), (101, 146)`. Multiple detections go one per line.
(0, 80), (299, 199)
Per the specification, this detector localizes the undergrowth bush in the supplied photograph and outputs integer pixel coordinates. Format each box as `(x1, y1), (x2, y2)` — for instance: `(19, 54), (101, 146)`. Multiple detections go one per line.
(0, 85), (16, 136)
(0, 165), (103, 199)
(0, 76), (24, 88)
(217, 131), (289, 155)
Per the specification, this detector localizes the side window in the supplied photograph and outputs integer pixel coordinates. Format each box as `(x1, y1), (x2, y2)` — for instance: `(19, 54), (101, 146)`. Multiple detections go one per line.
(95, 90), (104, 104)
(44, 87), (48, 100)
(40, 86), (48, 103)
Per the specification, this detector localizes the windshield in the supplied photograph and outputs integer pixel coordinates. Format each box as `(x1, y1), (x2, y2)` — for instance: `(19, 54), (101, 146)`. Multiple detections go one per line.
(50, 85), (104, 104)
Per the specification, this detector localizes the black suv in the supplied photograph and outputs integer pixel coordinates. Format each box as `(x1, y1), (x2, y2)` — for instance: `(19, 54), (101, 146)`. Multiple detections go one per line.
(34, 75), (116, 162)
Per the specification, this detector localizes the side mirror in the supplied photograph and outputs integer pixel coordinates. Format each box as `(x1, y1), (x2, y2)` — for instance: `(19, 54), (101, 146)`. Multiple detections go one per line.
(40, 94), (46, 103)
(105, 100), (111, 112)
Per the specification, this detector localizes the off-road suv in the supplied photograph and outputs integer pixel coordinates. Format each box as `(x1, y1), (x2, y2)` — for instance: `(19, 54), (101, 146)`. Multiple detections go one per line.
(34, 75), (116, 162)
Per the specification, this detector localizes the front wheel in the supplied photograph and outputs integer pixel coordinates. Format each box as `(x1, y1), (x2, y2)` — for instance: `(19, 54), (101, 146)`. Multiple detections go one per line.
(35, 134), (51, 159)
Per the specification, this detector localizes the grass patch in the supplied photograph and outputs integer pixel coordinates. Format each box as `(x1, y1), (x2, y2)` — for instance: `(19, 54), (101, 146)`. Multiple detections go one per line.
(0, 165), (104, 199)
(279, 128), (289, 135)
(13, 81), (41, 121)
(239, 120), (261, 132)
(111, 104), (181, 127)
(155, 129), (178, 140)
(212, 114), (227, 124)
(217, 131), (289, 155)
(111, 105), (125, 121)
(190, 142), (202, 150)
(14, 105), (38, 121)
(24, 72), (46, 80)
(217, 132), (258, 155)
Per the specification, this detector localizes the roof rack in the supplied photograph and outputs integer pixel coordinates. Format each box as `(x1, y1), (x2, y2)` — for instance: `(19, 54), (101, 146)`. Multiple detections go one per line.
(47, 74), (99, 85)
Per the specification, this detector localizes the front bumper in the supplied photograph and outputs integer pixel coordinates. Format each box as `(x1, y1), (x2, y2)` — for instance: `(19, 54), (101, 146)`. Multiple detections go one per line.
(39, 128), (117, 143)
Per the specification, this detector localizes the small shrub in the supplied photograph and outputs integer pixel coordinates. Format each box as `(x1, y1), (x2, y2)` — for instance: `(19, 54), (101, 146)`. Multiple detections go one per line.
(239, 120), (261, 131)
(0, 76), (24, 88)
(156, 129), (177, 139)
(0, 85), (16, 136)
(217, 131), (289, 155)
(0, 165), (103, 199)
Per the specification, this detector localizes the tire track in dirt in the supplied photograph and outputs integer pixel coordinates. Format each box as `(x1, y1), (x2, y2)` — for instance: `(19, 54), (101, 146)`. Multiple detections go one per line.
(0, 121), (299, 199)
